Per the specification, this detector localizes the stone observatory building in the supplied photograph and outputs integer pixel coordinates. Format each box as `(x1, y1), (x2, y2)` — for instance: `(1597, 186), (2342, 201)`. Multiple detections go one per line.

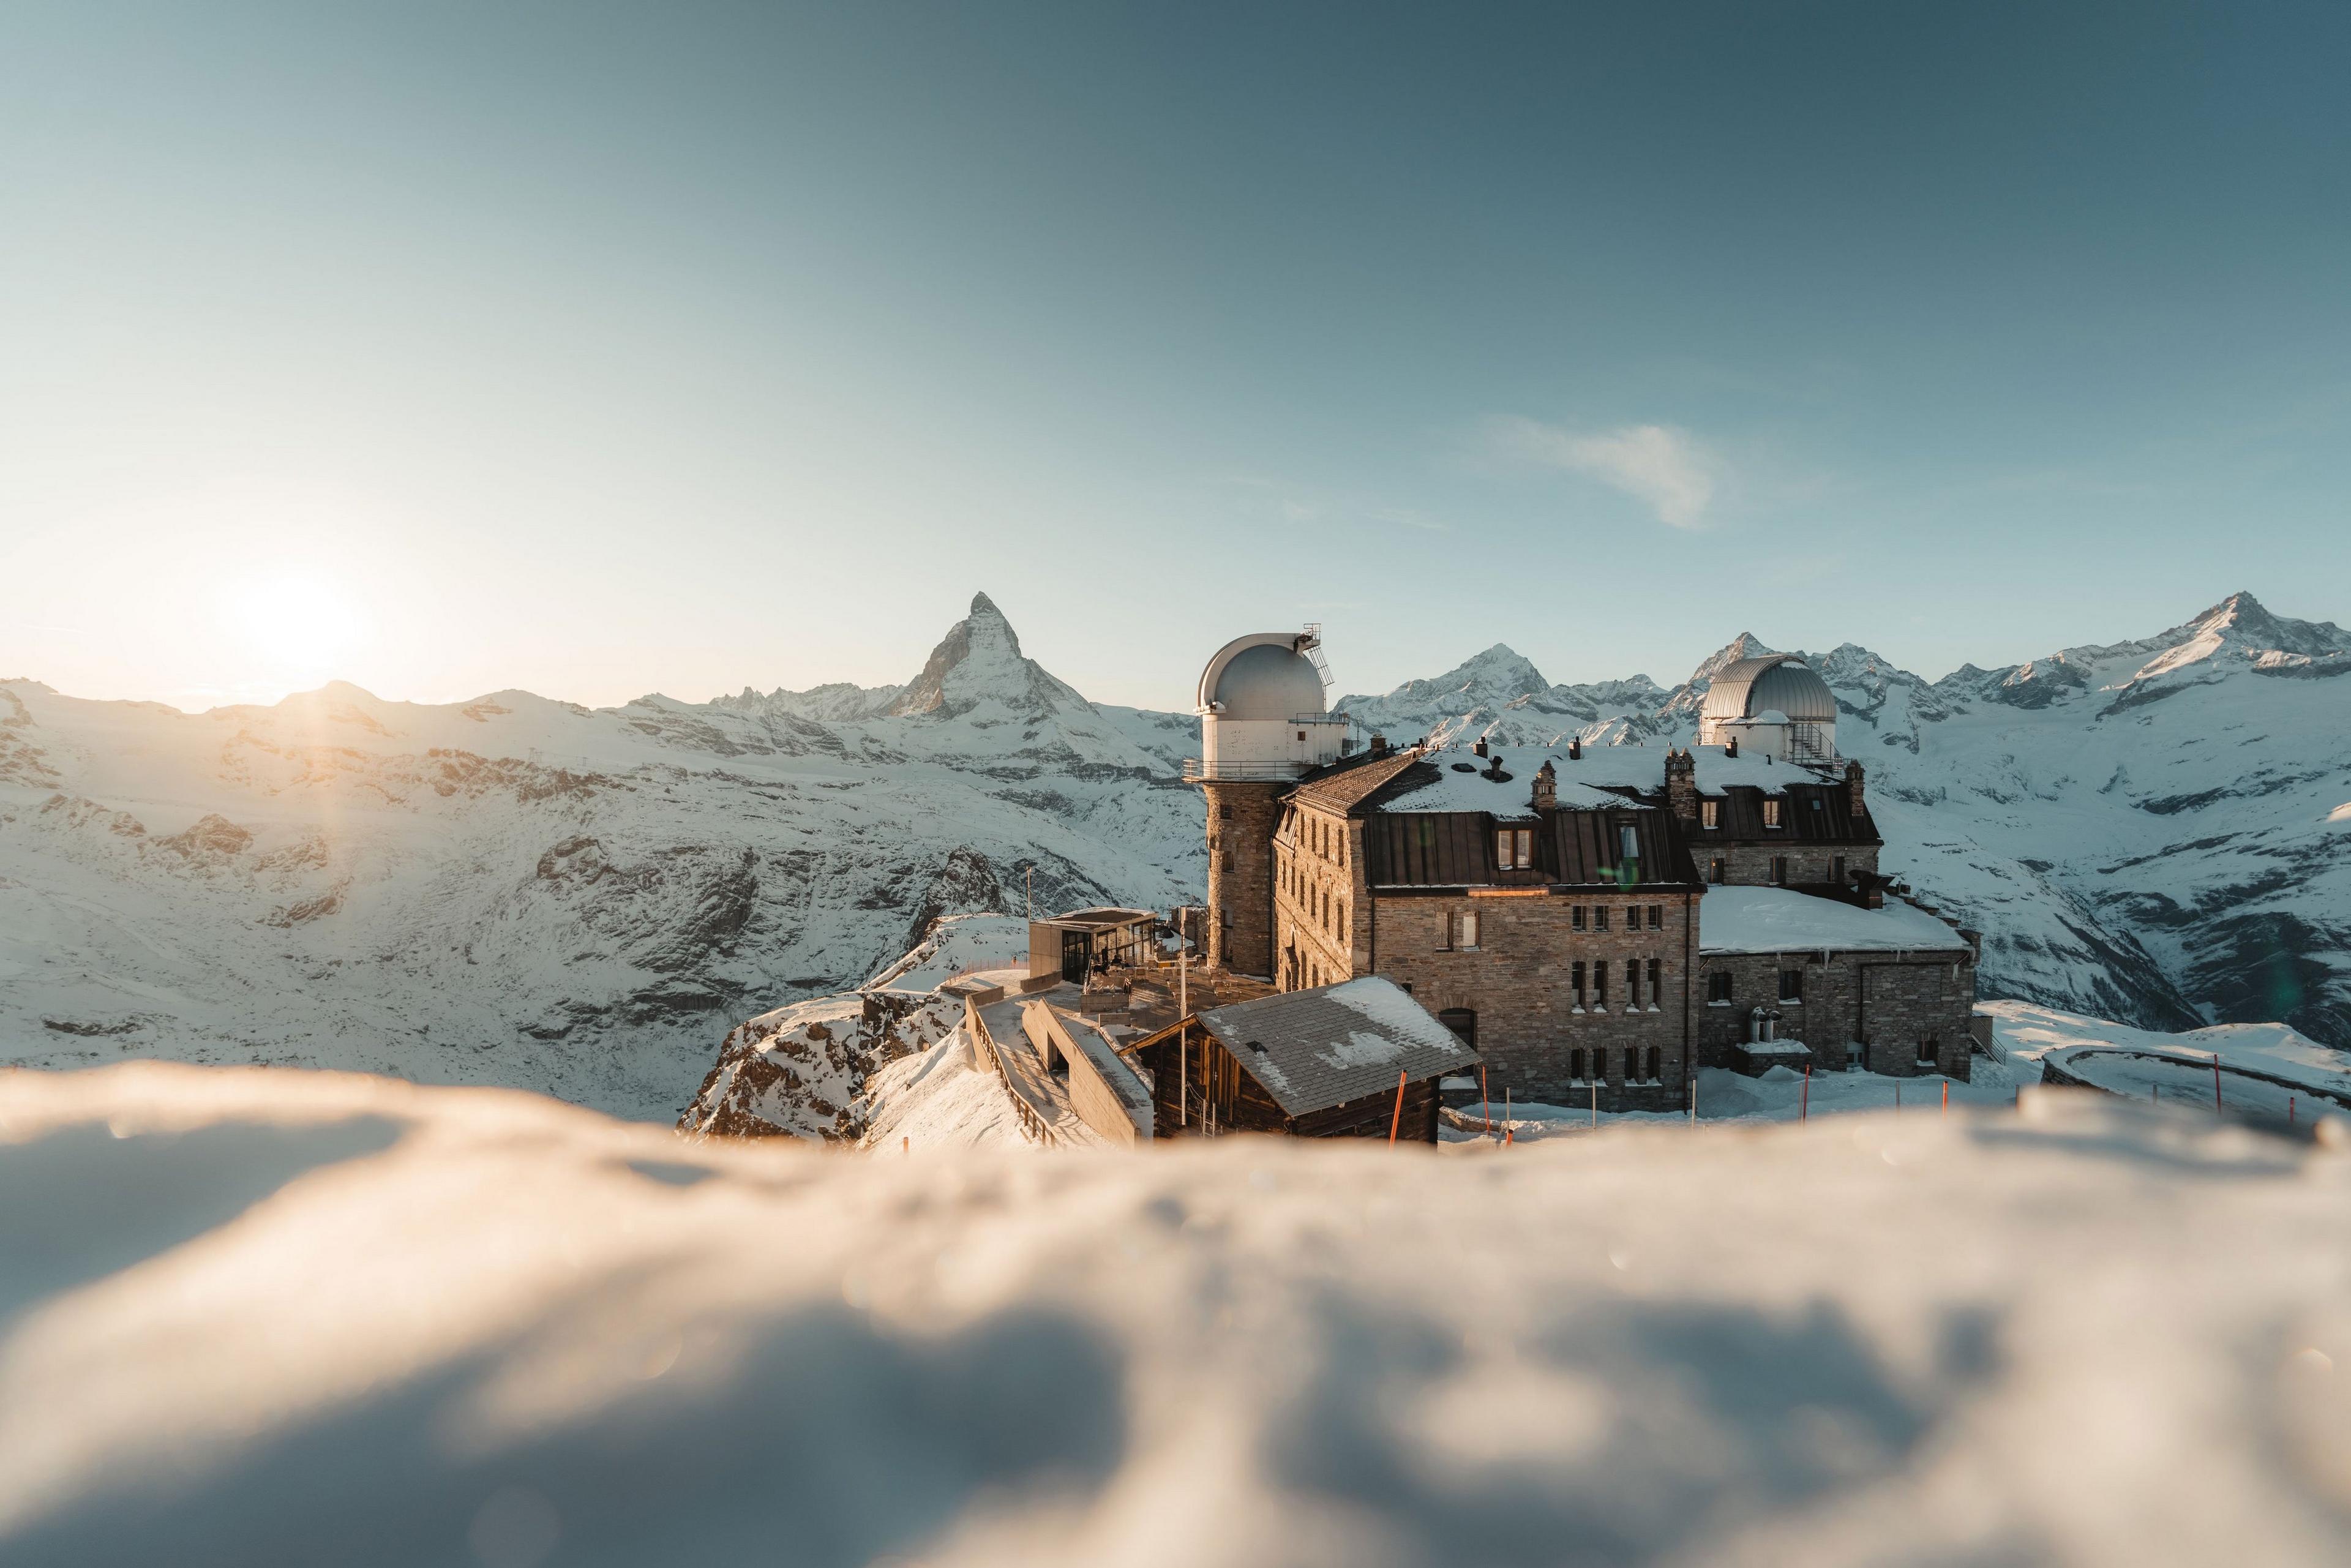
(1185, 628), (1982, 1111)
(1183, 629), (1352, 975)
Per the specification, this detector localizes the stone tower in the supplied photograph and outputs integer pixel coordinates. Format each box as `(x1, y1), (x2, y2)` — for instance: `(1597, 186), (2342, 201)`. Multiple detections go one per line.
(1187, 630), (1349, 978)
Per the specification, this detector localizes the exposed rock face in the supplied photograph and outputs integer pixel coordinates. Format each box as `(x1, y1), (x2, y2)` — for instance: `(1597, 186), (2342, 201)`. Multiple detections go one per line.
(678, 986), (964, 1143)
(887, 592), (1089, 720)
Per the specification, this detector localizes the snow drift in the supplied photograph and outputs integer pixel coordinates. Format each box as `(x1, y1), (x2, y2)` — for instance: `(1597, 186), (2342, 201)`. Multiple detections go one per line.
(4, 1063), (2350, 1566)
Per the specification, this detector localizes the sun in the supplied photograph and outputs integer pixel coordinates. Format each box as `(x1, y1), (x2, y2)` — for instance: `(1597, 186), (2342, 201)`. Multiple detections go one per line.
(223, 568), (368, 689)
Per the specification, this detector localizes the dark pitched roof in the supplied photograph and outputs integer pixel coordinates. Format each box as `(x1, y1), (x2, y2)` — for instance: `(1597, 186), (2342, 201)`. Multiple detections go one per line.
(1286, 751), (1425, 814)
(1362, 800), (1701, 888)
(1194, 976), (1479, 1118)
(1689, 782), (1880, 846)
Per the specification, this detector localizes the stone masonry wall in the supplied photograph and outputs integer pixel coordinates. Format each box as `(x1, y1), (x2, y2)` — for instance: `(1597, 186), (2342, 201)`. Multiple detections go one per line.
(1694, 947), (1974, 1079)
(1368, 890), (1700, 1111)
(1204, 782), (1283, 978)
(1272, 802), (1359, 990)
(1687, 839), (1880, 888)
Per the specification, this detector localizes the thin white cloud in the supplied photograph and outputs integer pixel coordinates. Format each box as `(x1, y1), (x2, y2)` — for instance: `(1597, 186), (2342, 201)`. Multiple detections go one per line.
(1493, 418), (1721, 530)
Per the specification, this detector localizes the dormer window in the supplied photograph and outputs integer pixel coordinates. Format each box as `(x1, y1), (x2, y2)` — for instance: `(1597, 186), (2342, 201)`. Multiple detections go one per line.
(1496, 827), (1534, 869)
(1762, 798), (1783, 830)
(1700, 799), (1720, 830)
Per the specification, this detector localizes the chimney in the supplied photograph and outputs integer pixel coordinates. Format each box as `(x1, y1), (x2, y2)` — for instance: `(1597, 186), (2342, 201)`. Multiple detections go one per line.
(1567, 736), (1583, 760)
(1725, 735), (1739, 759)
(1663, 748), (1698, 821)
(1368, 732), (1389, 758)
(1845, 759), (1867, 818)
(1472, 738), (1488, 758)
(1532, 760), (1556, 811)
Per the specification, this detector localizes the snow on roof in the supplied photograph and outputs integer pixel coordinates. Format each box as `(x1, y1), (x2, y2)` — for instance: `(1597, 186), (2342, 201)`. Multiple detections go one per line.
(1699, 887), (1968, 955)
(1194, 975), (1479, 1116)
(1376, 752), (1643, 817)
(1551, 742), (1834, 797)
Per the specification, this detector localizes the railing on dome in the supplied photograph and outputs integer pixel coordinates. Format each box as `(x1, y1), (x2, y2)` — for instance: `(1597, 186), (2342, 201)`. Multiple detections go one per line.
(1182, 712), (1357, 782)
(1783, 721), (1835, 762)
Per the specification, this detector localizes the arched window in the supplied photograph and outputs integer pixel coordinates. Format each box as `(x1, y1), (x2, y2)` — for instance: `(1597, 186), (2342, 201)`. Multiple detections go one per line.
(1438, 1008), (1477, 1048)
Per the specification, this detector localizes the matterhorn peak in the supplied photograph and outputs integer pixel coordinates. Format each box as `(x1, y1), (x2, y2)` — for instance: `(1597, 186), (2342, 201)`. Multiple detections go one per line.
(885, 590), (1081, 719)
(1686, 632), (1776, 687)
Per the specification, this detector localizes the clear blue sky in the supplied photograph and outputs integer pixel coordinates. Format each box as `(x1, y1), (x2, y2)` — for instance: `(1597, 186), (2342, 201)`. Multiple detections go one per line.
(4, 2), (2347, 710)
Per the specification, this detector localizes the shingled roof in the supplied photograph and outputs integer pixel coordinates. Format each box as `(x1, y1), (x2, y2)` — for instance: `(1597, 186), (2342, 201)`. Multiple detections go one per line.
(1193, 977), (1479, 1118)
(1286, 750), (1425, 814)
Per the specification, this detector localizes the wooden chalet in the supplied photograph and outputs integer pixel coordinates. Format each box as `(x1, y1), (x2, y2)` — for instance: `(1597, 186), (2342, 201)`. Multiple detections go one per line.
(1125, 975), (1479, 1142)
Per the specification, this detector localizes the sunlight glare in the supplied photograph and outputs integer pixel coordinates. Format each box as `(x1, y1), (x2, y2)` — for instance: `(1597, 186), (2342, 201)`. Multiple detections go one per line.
(220, 568), (370, 692)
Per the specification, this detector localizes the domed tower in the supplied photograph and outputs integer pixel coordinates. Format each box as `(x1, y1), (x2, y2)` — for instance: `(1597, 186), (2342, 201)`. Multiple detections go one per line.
(1698, 654), (1839, 761)
(1186, 630), (1348, 977)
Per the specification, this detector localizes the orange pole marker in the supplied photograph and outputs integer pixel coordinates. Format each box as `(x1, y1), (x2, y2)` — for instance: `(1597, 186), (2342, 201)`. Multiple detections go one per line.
(1388, 1068), (1409, 1144)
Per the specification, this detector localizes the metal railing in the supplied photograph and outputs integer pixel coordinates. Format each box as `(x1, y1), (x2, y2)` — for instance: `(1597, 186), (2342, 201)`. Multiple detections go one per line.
(1181, 757), (1317, 782)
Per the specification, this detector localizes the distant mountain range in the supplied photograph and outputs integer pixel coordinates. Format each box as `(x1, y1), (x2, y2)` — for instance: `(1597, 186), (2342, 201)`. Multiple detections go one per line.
(4, 589), (2344, 1121)
(1337, 591), (2351, 1048)
(0, 595), (1204, 1119)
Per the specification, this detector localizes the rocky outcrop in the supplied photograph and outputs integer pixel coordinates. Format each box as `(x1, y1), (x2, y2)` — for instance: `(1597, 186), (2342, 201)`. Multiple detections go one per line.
(679, 987), (963, 1142)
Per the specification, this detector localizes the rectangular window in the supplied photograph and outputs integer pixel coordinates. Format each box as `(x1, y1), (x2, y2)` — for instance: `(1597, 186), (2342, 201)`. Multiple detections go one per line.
(1700, 798), (1719, 830)
(1594, 963), (1608, 1008)
(1495, 828), (1535, 869)
(1454, 911), (1481, 950)
(1763, 798), (1783, 830)
(1769, 856), (1788, 886)
(1646, 958), (1660, 1005)
(1648, 904), (1663, 930)
(1709, 856), (1726, 885)
(1570, 1048), (1586, 1081)
(1595, 906), (1610, 932)
(1518, 828), (1534, 867)
(1622, 1048), (1638, 1082)
(1917, 1037), (1938, 1065)
(1625, 959), (1640, 1008)
(1779, 969), (1804, 1003)
(1832, 855), (1847, 886)
(1572, 904), (1586, 931)
(1707, 971), (1733, 1004)
(1572, 960), (1586, 1008)
(1619, 823), (1639, 861)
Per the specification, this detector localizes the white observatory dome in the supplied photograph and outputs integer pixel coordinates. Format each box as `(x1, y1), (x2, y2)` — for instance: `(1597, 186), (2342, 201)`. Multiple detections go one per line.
(1698, 655), (1839, 759)
(1201, 640), (1327, 721)
(1190, 631), (1349, 781)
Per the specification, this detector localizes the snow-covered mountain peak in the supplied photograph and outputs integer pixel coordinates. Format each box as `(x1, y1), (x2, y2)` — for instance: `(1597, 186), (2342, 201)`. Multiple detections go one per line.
(886, 591), (1086, 721)
(1684, 632), (1777, 689)
(1351, 643), (1552, 711)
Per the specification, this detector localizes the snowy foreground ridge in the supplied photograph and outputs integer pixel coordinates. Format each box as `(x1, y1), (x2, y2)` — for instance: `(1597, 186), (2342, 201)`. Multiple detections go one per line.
(7, 1065), (2351, 1566)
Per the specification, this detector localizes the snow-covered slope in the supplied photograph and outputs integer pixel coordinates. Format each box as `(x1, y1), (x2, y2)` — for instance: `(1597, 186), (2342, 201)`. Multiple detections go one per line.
(0, 597), (1201, 1122)
(7, 1062), (2351, 1566)
(1341, 593), (2351, 1049)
